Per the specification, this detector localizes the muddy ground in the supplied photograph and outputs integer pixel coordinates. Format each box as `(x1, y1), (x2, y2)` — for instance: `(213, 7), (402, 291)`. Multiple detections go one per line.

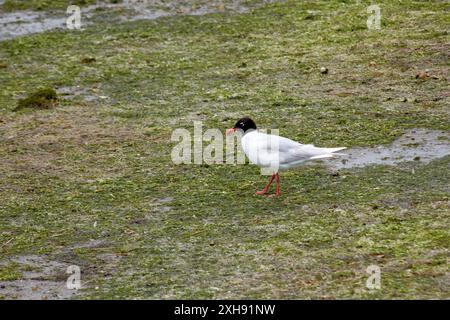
(0, 0), (449, 299)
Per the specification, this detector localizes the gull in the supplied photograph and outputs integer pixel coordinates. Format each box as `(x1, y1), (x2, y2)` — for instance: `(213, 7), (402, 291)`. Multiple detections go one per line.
(226, 117), (346, 196)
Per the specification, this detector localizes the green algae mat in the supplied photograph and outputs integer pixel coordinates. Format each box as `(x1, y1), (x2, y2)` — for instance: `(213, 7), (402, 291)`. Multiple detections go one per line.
(0, 0), (449, 299)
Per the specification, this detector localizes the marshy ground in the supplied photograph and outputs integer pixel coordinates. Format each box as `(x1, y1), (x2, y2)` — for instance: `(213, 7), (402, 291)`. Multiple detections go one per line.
(0, 0), (449, 299)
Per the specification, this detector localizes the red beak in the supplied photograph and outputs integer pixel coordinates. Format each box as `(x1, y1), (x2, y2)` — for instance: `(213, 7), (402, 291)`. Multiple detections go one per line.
(226, 128), (236, 135)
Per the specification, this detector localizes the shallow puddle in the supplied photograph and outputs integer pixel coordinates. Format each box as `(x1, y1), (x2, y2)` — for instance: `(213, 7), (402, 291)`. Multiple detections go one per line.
(0, 255), (79, 300)
(0, 1), (253, 41)
(328, 129), (450, 170)
(57, 86), (100, 103)
(0, 11), (67, 40)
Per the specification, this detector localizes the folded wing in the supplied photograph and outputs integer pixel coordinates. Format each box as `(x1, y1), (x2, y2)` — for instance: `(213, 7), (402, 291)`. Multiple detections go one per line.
(243, 132), (346, 169)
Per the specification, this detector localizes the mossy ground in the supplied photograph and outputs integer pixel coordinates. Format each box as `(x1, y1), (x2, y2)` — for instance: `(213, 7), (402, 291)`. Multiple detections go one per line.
(0, 0), (449, 299)
(14, 87), (58, 111)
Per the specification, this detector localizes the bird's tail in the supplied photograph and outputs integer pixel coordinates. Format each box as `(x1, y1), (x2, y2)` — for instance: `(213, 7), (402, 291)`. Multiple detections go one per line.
(309, 147), (347, 160)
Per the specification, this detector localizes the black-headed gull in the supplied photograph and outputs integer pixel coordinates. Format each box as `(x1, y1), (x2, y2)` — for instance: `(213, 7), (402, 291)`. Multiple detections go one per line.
(226, 117), (346, 196)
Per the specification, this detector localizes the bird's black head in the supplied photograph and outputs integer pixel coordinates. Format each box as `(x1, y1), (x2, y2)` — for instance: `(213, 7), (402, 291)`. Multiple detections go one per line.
(233, 117), (257, 133)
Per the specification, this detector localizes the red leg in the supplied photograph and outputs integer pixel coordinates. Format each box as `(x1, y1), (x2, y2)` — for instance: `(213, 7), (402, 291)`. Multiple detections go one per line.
(256, 174), (276, 195)
(275, 173), (281, 196)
